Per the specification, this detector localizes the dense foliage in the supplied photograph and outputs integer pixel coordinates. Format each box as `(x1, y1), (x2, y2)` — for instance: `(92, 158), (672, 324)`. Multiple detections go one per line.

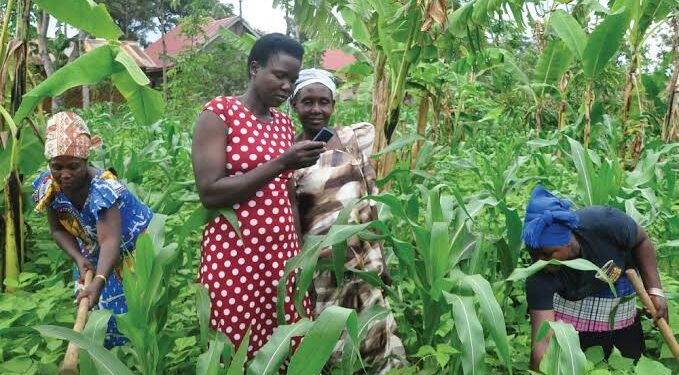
(0, 0), (678, 374)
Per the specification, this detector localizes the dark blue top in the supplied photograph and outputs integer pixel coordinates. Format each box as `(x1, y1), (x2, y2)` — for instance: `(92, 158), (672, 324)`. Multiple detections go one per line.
(525, 206), (638, 310)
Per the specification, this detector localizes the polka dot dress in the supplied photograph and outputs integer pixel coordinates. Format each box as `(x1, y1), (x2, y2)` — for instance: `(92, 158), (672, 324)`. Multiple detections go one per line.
(198, 96), (312, 358)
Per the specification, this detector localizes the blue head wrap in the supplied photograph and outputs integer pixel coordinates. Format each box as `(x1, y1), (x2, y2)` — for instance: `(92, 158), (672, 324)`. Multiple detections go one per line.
(521, 185), (579, 249)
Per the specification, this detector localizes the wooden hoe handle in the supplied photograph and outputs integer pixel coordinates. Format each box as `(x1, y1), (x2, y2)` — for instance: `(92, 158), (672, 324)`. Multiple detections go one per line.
(59, 270), (94, 375)
(625, 269), (679, 362)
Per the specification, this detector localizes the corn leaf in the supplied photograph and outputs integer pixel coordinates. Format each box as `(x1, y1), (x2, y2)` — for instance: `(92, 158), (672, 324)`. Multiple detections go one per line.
(247, 319), (314, 375)
(288, 306), (359, 375)
(197, 332), (230, 375)
(460, 274), (512, 374)
(79, 309), (112, 374)
(33, 0), (122, 40)
(567, 136), (595, 206)
(444, 293), (485, 375)
(226, 328), (250, 375)
(536, 321), (586, 375)
(33, 325), (134, 375)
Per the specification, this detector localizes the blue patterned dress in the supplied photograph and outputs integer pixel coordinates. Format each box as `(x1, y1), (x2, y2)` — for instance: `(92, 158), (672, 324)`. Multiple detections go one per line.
(33, 169), (153, 347)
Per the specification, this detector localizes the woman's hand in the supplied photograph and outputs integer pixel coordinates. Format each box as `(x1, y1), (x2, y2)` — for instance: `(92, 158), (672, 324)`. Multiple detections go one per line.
(648, 295), (669, 323)
(279, 141), (326, 170)
(76, 277), (105, 309)
(75, 255), (94, 281)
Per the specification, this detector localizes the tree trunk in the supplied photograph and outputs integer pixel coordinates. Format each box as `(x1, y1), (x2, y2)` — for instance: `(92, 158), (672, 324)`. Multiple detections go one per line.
(557, 70), (571, 129)
(622, 49), (638, 122)
(370, 52), (389, 175)
(411, 94), (430, 168)
(583, 81), (592, 148)
(664, 17), (679, 142)
(36, 10), (64, 111)
(78, 31), (90, 108)
(4, 0), (31, 290)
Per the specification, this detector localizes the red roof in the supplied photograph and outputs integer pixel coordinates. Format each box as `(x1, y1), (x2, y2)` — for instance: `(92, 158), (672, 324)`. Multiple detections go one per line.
(321, 49), (356, 71)
(146, 16), (240, 67)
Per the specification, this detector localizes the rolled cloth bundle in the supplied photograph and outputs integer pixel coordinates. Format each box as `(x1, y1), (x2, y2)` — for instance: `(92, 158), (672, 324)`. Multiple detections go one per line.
(521, 185), (579, 248)
(292, 68), (336, 100)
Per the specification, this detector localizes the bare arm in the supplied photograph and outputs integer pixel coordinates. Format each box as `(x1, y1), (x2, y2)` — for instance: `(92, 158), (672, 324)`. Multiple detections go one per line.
(76, 206), (122, 308)
(631, 225), (667, 320)
(47, 209), (84, 261)
(530, 309), (555, 370)
(192, 111), (324, 209)
(47, 209), (94, 277)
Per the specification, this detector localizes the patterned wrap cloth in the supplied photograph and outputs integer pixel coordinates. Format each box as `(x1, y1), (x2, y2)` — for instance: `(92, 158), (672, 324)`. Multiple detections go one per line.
(294, 123), (406, 373)
(43, 111), (101, 160)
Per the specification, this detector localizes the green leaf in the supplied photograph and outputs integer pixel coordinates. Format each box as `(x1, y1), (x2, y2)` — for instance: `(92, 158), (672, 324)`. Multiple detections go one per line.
(33, 325), (134, 375)
(583, 6), (632, 78)
(635, 356), (671, 375)
(219, 208), (242, 238)
(340, 7), (371, 48)
(197, 333), (229, 375)
(193, 283), (211, 351)
(633, 0), (672, 45)
(114, 49), (151, 86)
(534, 40), (574, 96)
(460, 275), (512, 374)
(567, 136), (595, 206)
(429, 222), (450, 284)
(549, 10), (587, 60)
(371, 134), (424, 157)
(79, 309), (112, 374)
(444, 293), (485, 375)
(110, 68), (164, 126)
(507, 258), (614, 294)
(537, 321), (586, 375)
(33, 0), (122, 40)
(14, 45), (117, 126)
(226, 328), (251, 375)
(288, 306), (359, 375)
(247, 319), (314, 375)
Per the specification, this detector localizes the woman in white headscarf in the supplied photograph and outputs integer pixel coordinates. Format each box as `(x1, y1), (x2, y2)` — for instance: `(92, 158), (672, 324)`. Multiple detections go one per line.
(291, 68), (405, 373)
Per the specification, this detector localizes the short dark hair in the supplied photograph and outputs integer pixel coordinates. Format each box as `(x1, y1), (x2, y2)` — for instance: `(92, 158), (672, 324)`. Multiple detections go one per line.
(247, 33), (304, 78)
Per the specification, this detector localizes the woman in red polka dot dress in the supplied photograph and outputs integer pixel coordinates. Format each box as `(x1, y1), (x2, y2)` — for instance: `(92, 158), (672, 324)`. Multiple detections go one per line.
(191, 33), (325, 358)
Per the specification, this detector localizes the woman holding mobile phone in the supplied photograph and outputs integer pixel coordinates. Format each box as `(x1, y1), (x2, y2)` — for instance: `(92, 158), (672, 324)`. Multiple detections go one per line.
(290, 68), (405, 373)
(192, 34), (325, 359)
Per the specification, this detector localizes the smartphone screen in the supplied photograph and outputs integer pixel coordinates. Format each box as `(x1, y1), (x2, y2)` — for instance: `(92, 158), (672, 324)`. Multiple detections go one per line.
(312, 127), (333, 143)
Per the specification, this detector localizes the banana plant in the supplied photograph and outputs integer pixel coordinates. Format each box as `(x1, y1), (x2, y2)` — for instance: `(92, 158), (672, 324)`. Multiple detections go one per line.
(1, 0), (165, 289)
(548, 1), (633, 147)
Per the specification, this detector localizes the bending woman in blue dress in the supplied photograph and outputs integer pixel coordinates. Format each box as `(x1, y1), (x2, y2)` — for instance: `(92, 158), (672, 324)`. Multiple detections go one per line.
(32, 111), (152, 347)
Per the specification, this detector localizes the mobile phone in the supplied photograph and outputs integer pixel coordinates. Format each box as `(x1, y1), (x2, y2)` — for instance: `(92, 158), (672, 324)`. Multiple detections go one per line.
(312, 127), (334, 143)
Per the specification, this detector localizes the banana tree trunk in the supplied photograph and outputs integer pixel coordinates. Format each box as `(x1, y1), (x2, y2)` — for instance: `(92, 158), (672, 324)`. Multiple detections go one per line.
(3, 0), (30, 290)
(622, 49), (638, 122)
(411, 93), (430, 167)
(557, 70), (571, 129)
(664, 18), (679, 142)
(583, 81), (593, 148)
(370, 51), (389, 175)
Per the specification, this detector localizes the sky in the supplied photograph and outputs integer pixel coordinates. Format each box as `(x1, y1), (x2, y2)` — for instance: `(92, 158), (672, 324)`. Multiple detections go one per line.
(220, 0), (286, 34)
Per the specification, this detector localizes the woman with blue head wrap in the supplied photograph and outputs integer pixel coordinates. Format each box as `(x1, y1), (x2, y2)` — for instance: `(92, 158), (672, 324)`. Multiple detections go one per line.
(522, 185), (667, 370)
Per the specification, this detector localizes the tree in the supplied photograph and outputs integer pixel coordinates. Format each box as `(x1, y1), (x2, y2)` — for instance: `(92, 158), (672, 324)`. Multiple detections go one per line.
(101, 0), (234, 44)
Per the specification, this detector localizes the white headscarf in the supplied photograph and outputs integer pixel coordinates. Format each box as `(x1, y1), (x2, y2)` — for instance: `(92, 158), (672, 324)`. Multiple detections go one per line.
(292, 68), (336, 100)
